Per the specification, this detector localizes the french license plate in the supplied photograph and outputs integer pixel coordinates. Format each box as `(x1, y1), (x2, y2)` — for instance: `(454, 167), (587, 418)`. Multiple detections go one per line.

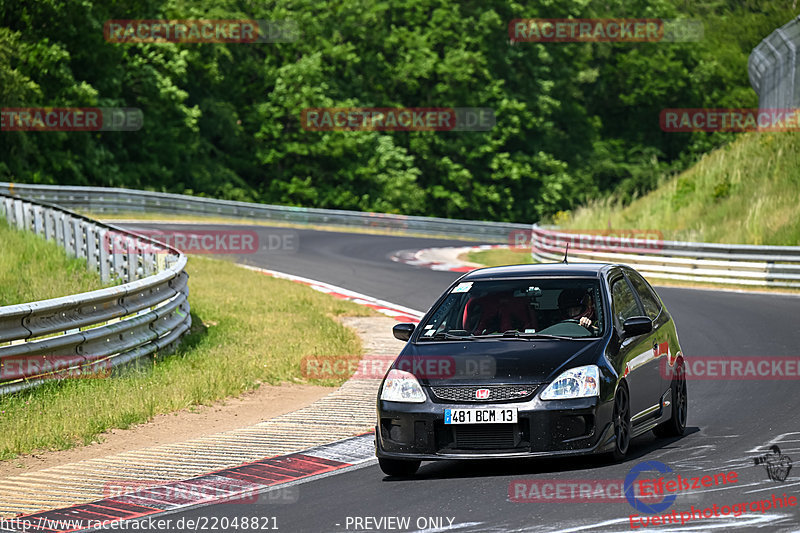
(444, 407), (517, 424)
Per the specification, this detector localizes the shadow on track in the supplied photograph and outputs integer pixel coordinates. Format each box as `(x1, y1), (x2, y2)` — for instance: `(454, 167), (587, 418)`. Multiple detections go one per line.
(381, 426), (700, 481)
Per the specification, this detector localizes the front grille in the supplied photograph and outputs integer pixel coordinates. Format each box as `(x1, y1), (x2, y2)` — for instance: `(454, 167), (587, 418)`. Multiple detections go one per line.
(453, 424), (517, 449)
(429, 385), (537, 403)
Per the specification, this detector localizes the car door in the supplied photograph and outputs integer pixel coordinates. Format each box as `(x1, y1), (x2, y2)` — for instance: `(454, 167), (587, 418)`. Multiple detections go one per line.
(609, 274), (654, 420)
(625, 269), (671, 405)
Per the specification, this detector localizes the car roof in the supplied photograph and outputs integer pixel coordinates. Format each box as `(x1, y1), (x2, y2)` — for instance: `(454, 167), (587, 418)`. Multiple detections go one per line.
(461, 262), (618, 280)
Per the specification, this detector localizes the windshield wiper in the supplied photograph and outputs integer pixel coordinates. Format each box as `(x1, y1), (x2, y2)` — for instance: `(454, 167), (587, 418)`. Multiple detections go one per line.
(475, 331), (580, 340)
(426, 331), (588, 341)
(516, 333), (589, 340)
(468, 331), (536, 340)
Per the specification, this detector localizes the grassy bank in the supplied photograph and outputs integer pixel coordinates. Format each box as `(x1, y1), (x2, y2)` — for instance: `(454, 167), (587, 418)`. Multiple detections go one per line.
(0, 255), (372, 460)
(466, 132), (799, 290)
(559, 131), (800, 245)
(0, 218), (108, 305)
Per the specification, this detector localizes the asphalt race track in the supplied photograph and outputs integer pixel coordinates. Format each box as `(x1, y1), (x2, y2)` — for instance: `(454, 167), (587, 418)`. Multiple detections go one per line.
(116, 223), (800, 532)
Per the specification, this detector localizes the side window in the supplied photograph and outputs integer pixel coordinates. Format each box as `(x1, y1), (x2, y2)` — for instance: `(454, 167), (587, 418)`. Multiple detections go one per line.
(610, 278), (640, 328)
(626, 271), (662, 320)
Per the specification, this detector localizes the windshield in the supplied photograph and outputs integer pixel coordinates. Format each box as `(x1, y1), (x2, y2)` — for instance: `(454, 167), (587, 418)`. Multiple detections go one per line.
(418, 278), (604, 341)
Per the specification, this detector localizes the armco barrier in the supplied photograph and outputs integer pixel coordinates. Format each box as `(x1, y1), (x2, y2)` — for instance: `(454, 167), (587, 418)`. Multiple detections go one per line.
(0, 183), (529, 242)
(3, 183), (799, 290)
(0, 194), (190, 395)
(531, 225), (800, 288)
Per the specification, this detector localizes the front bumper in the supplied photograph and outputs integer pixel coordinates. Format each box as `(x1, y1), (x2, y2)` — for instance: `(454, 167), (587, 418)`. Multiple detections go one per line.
(376, 393), (615, 460)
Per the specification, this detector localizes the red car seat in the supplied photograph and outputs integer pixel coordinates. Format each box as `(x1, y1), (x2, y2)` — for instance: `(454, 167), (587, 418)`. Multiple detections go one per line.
(463, 293), (538, 334)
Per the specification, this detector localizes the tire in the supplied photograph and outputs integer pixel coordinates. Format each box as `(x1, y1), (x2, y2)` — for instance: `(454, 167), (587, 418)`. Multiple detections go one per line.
(378, 457), (421, 477)
(654, 361), (687, 438)
(610, 384), (631, 462)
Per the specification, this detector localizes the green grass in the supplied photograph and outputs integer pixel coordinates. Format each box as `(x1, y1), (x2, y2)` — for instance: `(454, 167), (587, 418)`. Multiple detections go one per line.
(464, 248), (534, 267)
(0, 256), (374, 460)
(558, 131), (800, 245)
(0, 218), (108, 305)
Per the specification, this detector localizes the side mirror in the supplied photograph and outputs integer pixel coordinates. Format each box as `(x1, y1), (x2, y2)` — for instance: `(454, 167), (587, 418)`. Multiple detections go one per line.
(393, 323), (416, 341)
(622, 316), (653, 338)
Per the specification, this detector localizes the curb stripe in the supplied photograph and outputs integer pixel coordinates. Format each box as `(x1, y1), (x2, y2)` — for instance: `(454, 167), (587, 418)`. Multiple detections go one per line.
(3, 434), (376, 533)
(390, 245), (505, 273)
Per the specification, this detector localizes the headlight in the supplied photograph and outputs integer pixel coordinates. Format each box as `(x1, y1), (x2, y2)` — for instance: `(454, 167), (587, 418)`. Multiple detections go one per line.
(380, 369), (426, 403)
(540, 365), (599, 400)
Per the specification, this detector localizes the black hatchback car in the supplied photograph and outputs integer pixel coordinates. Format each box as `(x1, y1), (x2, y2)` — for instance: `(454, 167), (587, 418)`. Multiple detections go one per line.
(376, 263), (687, 476)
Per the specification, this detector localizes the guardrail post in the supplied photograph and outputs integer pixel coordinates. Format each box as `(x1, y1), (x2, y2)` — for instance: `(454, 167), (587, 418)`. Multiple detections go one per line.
(22, 202), (33, 231)
(33, 205), (44, 235)
(143, 250), (156, 276)
(13, 199), (24, 229)
(86, 225), (99, 274)
(62, 215), (75, 257)
(44, 209), (55, 241)
(127, 236), (138, 281)
(74, 218), (86, 259)
(112, 235), (126, 281)
(55, 212), (66, 249)
(97, 227), (112, 283)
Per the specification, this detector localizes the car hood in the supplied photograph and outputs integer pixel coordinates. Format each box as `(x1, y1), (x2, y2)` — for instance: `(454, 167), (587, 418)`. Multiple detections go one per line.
(396, 339), (604, 386)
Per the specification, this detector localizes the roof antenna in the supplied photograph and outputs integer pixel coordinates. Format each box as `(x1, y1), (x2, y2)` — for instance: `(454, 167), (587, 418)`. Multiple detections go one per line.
(562, 242), (569, 264)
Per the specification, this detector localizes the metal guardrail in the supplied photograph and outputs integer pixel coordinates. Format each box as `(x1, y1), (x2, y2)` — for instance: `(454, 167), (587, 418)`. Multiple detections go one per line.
(530, 225), (800, 288)
(2, 182), (799, 293)
(749, 15), (800, 110)
(0, 194), (191, 395)
(0, 182), (529, 243)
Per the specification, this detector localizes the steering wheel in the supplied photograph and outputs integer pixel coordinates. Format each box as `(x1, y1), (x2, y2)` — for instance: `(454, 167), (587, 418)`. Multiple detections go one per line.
(559, 318), (592, 330)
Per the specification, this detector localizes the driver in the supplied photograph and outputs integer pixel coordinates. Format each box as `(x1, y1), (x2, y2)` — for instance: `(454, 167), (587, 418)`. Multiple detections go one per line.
(558, 289), (599, 334)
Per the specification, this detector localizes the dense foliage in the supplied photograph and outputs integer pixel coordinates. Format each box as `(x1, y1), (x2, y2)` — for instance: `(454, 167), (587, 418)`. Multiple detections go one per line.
(0, 0), (796, 222)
